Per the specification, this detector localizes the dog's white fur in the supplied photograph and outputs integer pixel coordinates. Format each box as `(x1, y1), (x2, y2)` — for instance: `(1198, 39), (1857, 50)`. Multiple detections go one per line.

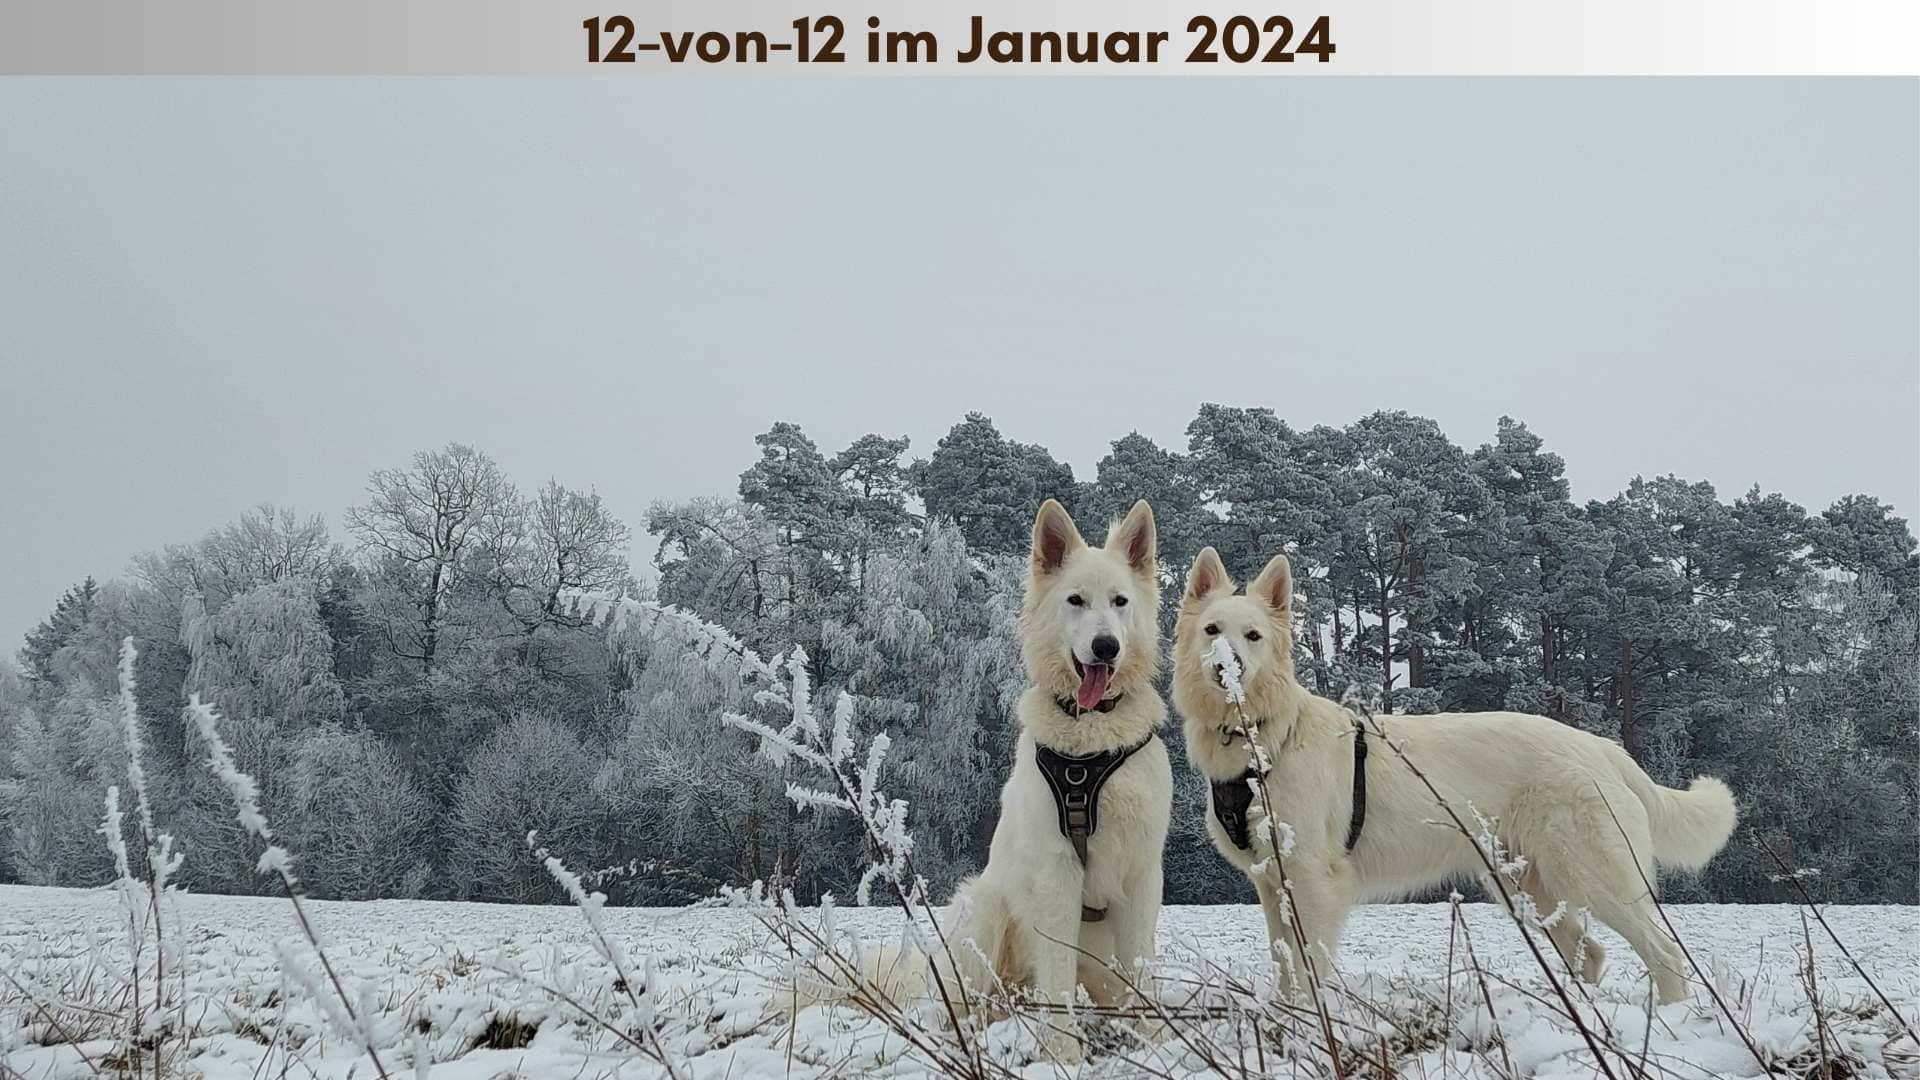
(1172, 546), (1739, 1004)
(943, 499), (1173, 1018)
(787, 501), (1173, 1058)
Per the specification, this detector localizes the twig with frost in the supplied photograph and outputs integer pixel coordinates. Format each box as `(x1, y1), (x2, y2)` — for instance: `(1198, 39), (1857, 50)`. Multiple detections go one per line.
(185, 691), (394, 1080)
(1592, 783), (1768, 1074)
(742, 895), (989, 1078)
(1206, 637), (1346, 1080)
(526, 833), (687, 1080)
(104, 637), (187, 1079)
(720, 645), (989, 1072)
(579, 593), (987, 1068)
(98, 786), (151, 1076)
(1756, 834), (1915, 1048)
(1350, 701), (1624, 1080)
(1448, 893), (1516, 1079)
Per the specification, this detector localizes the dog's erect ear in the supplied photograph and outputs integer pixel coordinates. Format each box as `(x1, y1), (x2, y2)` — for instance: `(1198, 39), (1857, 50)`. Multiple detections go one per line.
(1185, 547), (1230, 603)
(1250, 553), (1294, 615)
(1108, 500), (1157, 580)
(1031, 499), (1085, 575)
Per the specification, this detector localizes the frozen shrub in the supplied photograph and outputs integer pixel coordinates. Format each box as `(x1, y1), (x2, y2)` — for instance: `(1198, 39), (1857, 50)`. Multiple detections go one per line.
(287, 727), (432, 899)
(449, 713), (603, 902)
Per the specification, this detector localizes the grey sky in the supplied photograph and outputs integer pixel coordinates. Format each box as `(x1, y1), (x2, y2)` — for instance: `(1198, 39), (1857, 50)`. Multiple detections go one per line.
(2, 78), (1914, 650)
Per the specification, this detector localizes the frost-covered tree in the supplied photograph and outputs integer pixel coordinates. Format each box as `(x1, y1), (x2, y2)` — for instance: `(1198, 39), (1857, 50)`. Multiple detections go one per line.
(1455, 417), (1610, 718)
(601, 621), (784, 899)
(832, 433), (916, 591)
(285, 727), (432, 899)
(1814, 493), (1920, 596)
(738, 422), (848, 657)
(175, 578), (346, 893)
(448, 713), (605, 903)
(0, 694), (117, 886)
(819, 523), (1025, 888)
(183, 579), (346, 737)
(19, 577), (98, 686)
(347, 443), (517, 681)
(1577, 476), (1739, 769)
(912, 413), (1077, 556)
(648, 497), (786, 651)
(135, 505), (337, 612)
(1084, 432), (1206, 581)
(1, 414), (1913, 904)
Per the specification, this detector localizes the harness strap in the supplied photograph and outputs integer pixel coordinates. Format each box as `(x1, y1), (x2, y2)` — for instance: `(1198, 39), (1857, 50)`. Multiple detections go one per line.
(1034, 732), (1155, 922)
(1212, 716), (1369, 854)
(1344, 715), (1369, 852)
(1210, 768), (1262, 850)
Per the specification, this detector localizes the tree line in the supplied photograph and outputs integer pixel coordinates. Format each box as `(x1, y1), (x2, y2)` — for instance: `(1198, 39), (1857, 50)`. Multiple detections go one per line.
(1, 407), (1913, 906)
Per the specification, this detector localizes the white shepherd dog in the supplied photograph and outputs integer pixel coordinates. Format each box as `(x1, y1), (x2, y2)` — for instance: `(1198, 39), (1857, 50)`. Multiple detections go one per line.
(943, 498), (1173, 1017)
(1171, 546), (1738, 1004)
(786, 499), (1172, 1058)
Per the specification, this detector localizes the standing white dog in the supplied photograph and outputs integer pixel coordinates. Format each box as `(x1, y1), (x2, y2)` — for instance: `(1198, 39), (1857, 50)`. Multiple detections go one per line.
(943, 498), (1173, 1020)
(1172, 546), (1738, 1004)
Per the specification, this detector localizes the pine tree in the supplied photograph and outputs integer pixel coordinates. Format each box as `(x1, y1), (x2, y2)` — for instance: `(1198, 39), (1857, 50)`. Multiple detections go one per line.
(832, 433), (917, 592)
(1085, 432), (1206, 576)
(1460, 417), (1608, 718)
(912, 413), (1077, 556)
(19, 577), (99, 685)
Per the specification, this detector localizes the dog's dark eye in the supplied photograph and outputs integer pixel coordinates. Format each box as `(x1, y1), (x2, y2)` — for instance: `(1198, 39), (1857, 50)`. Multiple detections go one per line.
(1245, 630), (1263, 642)
(1204, 623), (1219, 636)
(1066, 594), (1084, 607)
(1112, 595), (1128, 608)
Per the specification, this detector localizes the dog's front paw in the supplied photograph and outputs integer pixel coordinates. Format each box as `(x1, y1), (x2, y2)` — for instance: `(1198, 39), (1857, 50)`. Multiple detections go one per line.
(1042, 1028), (1086, 1064)
(1579, 937), (1607, 983)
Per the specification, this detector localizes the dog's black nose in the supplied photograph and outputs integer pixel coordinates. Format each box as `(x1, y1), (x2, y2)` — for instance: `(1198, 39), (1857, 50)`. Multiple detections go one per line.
(1091, 635), (1120, 663)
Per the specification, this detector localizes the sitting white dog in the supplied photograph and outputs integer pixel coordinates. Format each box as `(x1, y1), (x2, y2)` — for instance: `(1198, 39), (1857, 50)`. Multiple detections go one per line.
(944, 498), (1172, 1019)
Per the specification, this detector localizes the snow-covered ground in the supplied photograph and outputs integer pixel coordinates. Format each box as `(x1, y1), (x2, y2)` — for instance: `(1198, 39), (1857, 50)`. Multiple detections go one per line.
(2, 884), (1915, 1079)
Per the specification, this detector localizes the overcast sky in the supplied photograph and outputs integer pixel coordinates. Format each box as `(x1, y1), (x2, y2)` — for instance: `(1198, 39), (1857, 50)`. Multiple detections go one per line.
(1, 78), (1914, 650)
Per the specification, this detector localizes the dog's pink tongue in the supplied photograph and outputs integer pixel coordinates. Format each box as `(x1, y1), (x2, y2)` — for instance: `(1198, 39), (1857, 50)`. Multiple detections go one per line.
(1075, 663), (1112, 711)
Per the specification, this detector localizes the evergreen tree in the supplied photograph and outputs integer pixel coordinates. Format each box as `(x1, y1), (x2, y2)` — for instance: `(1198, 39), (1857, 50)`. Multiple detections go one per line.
(738, 422), (848, 657)
(19, 577), (99, 686)
(1461, 417), (1609, 718)
(912, 413), (1077, 556)
(1085, 432), (1206, 577)
(832, 433), (917, 591)
(1813, 494), (1920, 597)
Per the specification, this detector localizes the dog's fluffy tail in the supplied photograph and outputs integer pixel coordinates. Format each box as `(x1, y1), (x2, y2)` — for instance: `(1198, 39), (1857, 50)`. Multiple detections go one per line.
(1645, 776), (1738, 871)
(766, 942), (930, 1019)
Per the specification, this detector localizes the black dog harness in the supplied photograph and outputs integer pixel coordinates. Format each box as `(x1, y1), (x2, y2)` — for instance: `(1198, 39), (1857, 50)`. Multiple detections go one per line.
(1035, 701), (1153, 923)
(1212, 714), (1369, 854)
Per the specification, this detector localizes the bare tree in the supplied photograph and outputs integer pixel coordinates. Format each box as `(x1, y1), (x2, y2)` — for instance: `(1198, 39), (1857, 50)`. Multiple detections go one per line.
(487, 481), (633, 630)
(346, 444), (516, 677)
(135, 504), (337, 609)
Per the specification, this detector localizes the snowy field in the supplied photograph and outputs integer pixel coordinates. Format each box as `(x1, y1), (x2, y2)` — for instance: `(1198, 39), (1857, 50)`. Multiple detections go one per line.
(3, 884), (1916, 1079)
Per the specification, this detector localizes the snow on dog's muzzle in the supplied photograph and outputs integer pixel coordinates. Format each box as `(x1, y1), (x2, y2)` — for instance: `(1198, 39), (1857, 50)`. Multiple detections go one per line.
(1206, 638), (1246, 702)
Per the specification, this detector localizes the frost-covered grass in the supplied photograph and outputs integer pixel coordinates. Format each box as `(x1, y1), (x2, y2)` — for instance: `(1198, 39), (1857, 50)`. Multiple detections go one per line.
(2, 885), (1915, 1080)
